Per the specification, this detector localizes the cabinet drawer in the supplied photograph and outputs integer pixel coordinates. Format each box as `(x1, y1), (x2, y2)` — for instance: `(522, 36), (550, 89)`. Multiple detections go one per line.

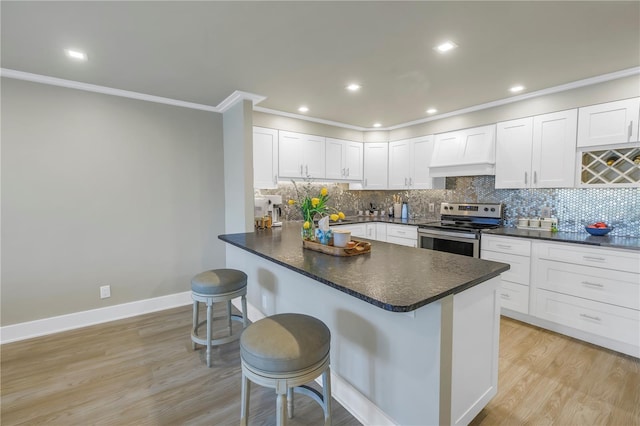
(387, 224), (417, 240)
(481, 251), (530, 285)
(331, 223), (366, 239)
(386, 235), (416, 248)
(535, 259), (640, 310)
(535, 242), (640, 273)
(534, 289), (640, 347)
(481, 236), (531, 256)
(499, 282), (529, 314)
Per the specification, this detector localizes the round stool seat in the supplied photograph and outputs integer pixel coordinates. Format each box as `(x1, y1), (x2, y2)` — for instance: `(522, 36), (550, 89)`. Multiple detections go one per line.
(241, 313), (331, 373)
(191, 269), (247, 295)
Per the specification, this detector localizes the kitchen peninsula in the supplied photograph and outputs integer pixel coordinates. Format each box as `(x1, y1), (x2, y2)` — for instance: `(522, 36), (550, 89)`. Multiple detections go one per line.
(220, 223), (510, 425)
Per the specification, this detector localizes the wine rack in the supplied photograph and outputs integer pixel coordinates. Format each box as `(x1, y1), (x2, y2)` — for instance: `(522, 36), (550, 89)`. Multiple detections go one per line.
(579, 146), (640, 187)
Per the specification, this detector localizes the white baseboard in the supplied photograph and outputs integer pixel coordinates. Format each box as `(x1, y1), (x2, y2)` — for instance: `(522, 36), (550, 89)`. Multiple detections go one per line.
(1, 291), (192, 344)
(232, 299), (397, 426)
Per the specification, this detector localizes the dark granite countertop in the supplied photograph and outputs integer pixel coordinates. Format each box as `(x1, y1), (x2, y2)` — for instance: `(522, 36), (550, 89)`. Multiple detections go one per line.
(219, 223), (510, 312)
(483, 227), (640, 251)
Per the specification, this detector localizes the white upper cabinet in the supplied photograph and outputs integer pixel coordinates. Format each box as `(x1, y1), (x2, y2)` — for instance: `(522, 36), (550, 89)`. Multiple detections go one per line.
(496, 109), (577, 189)
(253, 126), (279, 189)
(325, 138), (363, 181)
(388, 136), (444, 189)
(359, 142), (388, 189)
(278, 131), (326, 179)
(430, 124), (496, 177)
(577, 98), (640, 148)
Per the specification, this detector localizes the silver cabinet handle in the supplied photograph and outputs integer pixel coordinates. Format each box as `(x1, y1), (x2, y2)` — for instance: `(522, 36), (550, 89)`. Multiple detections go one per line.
(342, 168), (345, 176)
(409, 177), (413, 186)
(404, 177), (408, 186)
(364, 178), (368, 187)
(581, 281), (604, 288)
(347, 167), (350, 176)
(300, 164), (303, 175)
(274, 174), (278, 184)
(580, 313), (602, 322)
(496, 244), (512, 249)
(305, 165), (308, 175)
(583, 256), (606, 262)
(533, 171), (537, 184)
(629, 120), (633, 141)
(524, 171), (528, 185)
(500, 293), (511, 300)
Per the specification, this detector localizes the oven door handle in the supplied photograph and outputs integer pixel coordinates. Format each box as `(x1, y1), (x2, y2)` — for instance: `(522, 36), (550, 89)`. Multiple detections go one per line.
(418, 229), (478, 240)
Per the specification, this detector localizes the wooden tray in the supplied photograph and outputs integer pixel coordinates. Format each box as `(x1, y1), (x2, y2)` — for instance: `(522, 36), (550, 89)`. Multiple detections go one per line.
(302, 238), (371, 256)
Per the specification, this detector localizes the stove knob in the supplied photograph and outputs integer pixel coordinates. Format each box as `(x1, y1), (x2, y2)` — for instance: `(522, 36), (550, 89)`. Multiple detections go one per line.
(491, 208), (496, 212)
(484, 207), (489, 212)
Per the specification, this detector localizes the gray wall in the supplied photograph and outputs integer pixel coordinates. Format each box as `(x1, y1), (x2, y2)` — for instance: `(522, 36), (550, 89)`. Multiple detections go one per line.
(1, 78), (226, 325)
(254, 111), (363, 141)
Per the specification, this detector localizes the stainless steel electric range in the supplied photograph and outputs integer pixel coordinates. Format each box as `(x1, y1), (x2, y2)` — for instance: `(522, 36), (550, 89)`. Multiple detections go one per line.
(417, 202), (504, 258)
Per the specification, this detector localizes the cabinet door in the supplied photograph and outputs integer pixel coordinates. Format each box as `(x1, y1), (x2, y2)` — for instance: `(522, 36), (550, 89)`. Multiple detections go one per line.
(577, 98), (640, 147)
(325, 138), (345, 180)
(375, 223), (387, 242)
(411, 136), (444, 189)
(253, 127), (279, 189)
(365, 223), (377, 240)
(388, 140), (411, 189)
(532, 109), (577, 188)
(362, 143), (388, 189)
(344, 141), (363, 180)
(495, 118), (533, 188)
(278, 131), (303, 178)
(301, 134), (326, 179)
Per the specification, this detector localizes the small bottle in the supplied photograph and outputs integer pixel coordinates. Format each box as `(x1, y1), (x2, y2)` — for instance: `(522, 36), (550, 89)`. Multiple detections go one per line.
(401, 202), (408, 219)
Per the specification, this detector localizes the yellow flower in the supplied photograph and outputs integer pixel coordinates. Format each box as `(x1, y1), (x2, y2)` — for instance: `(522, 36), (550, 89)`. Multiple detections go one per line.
(303, 221), (311, 229)
(288, 199), (296, 205)
(330, 214), (339, 221)
(320, 187), (328, 197)
(311, 197), (320, 207)
(338, 212), (345, 219)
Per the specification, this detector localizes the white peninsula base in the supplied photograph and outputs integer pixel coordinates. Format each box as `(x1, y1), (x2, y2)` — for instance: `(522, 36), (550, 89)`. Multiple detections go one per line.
(226, 244), (501, 426)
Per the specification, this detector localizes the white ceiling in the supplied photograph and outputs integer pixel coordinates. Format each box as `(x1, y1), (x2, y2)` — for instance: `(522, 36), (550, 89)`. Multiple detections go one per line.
(2, 1), (639, 129)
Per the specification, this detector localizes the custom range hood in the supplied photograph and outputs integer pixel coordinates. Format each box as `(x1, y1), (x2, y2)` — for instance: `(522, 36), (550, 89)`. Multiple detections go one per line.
(429, 124), (496, 177)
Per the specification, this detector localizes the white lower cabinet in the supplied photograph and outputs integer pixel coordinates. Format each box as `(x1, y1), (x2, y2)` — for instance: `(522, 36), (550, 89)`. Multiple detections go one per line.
(482, 235), (640, 357)
(481, 235), (531, 315)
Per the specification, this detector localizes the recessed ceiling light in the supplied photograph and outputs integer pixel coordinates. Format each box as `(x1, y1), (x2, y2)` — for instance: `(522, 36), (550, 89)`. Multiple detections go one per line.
(434, 41), (458, 53)
(509, 85), (525, 93)
(346, 83), (361, 92)
(373, 123), (382, 128)
(298, 106), (309, 113)
(426, 108), (438, 114)
(65, 49), (87, 61)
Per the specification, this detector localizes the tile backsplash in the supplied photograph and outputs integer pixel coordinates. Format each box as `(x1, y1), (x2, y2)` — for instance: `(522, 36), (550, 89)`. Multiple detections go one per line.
(259, 176), (639, 237)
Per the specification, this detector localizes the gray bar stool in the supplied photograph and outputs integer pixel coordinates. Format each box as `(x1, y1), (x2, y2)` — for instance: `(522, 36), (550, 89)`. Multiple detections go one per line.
(191, 269), (248, 367)
(240, 313), (332, 426)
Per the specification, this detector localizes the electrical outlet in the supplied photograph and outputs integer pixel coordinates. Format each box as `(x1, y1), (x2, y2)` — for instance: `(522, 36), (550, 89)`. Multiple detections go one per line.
(100, 285), (111, 299)
(540, 206), (552, 218)
(429, 203), (435, 213)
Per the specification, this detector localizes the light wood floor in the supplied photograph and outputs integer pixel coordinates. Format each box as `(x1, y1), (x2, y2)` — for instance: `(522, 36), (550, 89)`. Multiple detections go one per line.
(2, 308), (638, 425)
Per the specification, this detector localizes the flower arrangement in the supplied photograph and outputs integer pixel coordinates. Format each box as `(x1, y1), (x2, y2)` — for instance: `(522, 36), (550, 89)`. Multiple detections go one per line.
(288, 181), (345, 240)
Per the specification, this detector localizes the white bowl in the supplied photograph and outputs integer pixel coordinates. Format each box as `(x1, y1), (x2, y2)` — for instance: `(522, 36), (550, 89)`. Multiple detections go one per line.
(333, 229), (351, 247)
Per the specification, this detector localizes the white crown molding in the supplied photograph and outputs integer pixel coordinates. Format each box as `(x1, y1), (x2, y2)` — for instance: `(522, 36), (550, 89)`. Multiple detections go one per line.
(384, 66), (640, 131)
(0, 291), (192, 344)
(254, 106), (367, 131)
(0, 68), (221, 112)
(255, 66), (640, 132)
(0, 68), (267, 114)
(217, 90), (267, 112)
(3, 66), (638, 131)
